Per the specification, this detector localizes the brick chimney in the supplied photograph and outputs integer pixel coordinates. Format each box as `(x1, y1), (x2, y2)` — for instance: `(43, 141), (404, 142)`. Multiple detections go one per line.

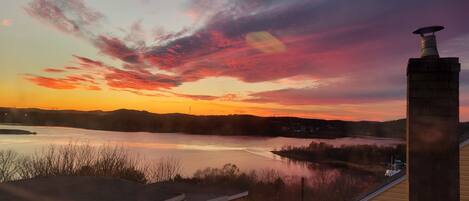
(407, 26), (460, 200)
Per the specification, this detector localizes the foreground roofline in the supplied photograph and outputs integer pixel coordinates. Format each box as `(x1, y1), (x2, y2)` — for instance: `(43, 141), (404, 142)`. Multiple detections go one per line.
(357, 136), (469, 201)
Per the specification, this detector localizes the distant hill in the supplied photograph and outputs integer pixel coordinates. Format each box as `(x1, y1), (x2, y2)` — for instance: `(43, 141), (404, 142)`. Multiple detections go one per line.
(1, 107), (466, 139)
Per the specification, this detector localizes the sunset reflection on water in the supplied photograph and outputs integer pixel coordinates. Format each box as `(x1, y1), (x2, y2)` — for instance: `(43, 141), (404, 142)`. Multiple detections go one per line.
(0, 124), (403, 179)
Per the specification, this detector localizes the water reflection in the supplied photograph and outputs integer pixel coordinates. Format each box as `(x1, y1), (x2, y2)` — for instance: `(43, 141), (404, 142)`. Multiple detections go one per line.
(0, 124), (403, 179)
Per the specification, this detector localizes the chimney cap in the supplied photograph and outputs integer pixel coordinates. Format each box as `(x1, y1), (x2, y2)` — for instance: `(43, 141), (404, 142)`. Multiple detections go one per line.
(413, 26), (445, 35)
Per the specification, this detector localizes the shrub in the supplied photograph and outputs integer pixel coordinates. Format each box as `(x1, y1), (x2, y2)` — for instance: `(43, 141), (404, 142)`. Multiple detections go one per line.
(0, 150), (19, 182)
(148, 156), (182, 183)
(189, 164), (378, 201)
(0, 143), (181, 184)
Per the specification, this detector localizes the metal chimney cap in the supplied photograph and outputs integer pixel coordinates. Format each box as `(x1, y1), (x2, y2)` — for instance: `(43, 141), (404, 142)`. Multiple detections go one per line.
(412, 26), (444, 35)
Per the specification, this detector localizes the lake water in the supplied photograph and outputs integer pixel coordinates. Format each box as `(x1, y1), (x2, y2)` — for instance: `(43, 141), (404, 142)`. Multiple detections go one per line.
(0, 124), (403, 179)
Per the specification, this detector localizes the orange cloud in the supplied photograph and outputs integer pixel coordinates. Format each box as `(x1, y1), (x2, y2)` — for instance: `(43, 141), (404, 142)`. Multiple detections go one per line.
(73, 55), (105, 68)
(65, 66), (82, 70)
(43, 68), (66, 73)
(115, 89), (166, 97)
(24, 74), (100, 91)
(84, 85), (101, 91)
(24, 75), (78, 90)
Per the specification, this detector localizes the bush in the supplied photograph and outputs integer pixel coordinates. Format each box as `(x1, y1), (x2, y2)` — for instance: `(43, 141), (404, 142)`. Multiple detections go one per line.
(0, 150), (19, 182)
(1, 146), (377, 201)
(0, 143), (181, 184)
(189, 164), (378, 201)
(148, 156), (182, 183)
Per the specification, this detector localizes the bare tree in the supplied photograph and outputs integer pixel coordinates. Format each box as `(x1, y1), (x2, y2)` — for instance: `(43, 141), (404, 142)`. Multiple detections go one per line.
(0, 150), (19, 182)
(149, 156), (182, 183)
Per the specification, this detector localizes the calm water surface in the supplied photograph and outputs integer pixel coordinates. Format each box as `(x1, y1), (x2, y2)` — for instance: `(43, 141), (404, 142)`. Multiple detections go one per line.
(0, 124), (403, 178)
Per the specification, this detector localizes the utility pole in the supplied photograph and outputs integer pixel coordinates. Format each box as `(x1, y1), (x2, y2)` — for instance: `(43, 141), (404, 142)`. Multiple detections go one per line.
(301, 177), (305, 201)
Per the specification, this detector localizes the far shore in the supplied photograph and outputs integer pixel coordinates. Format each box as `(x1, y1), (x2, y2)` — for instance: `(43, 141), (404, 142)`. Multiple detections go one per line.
(0, 129), (36, 135)
(0, 107), (409, 139)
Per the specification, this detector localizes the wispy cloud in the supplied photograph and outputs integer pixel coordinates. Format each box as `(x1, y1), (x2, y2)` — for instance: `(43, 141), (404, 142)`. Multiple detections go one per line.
(24, 59), (101, 91)
(246, 83), (404, 105)
(167, 91), (239, 101)
(24, 0), (103, 37)
(104, 67), (181, 91)
(43, 68), (66, 73)
(26, 55), (241, 102)
(24, 75), (78, 89)
(25, 55), (181, 92)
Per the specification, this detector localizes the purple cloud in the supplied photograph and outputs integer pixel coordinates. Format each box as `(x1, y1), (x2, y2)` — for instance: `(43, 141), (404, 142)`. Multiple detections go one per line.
(25, 0), (103, 37)
(246, 72), (405, 105)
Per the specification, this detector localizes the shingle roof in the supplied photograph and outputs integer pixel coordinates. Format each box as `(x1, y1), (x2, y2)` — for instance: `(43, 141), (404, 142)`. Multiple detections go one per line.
(0, 176), (248, 201)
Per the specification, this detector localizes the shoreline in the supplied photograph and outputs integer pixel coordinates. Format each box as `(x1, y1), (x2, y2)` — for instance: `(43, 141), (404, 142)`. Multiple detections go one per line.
(0, 107), (408, 139)
(0, 123), (403, 140)
(271, 150), (387, 175)
(0, 129), (36, 135)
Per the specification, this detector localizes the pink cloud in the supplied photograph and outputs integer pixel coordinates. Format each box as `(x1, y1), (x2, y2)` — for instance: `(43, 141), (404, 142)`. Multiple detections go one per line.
(72, 55), (105, 68)
(104, 68), (180, 91)
(94, 36), (141, 63)
(43, 68), (65, 73)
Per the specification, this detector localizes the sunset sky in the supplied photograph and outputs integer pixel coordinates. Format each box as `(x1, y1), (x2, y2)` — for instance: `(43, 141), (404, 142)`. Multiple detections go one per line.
(1, 0), (469, 121)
